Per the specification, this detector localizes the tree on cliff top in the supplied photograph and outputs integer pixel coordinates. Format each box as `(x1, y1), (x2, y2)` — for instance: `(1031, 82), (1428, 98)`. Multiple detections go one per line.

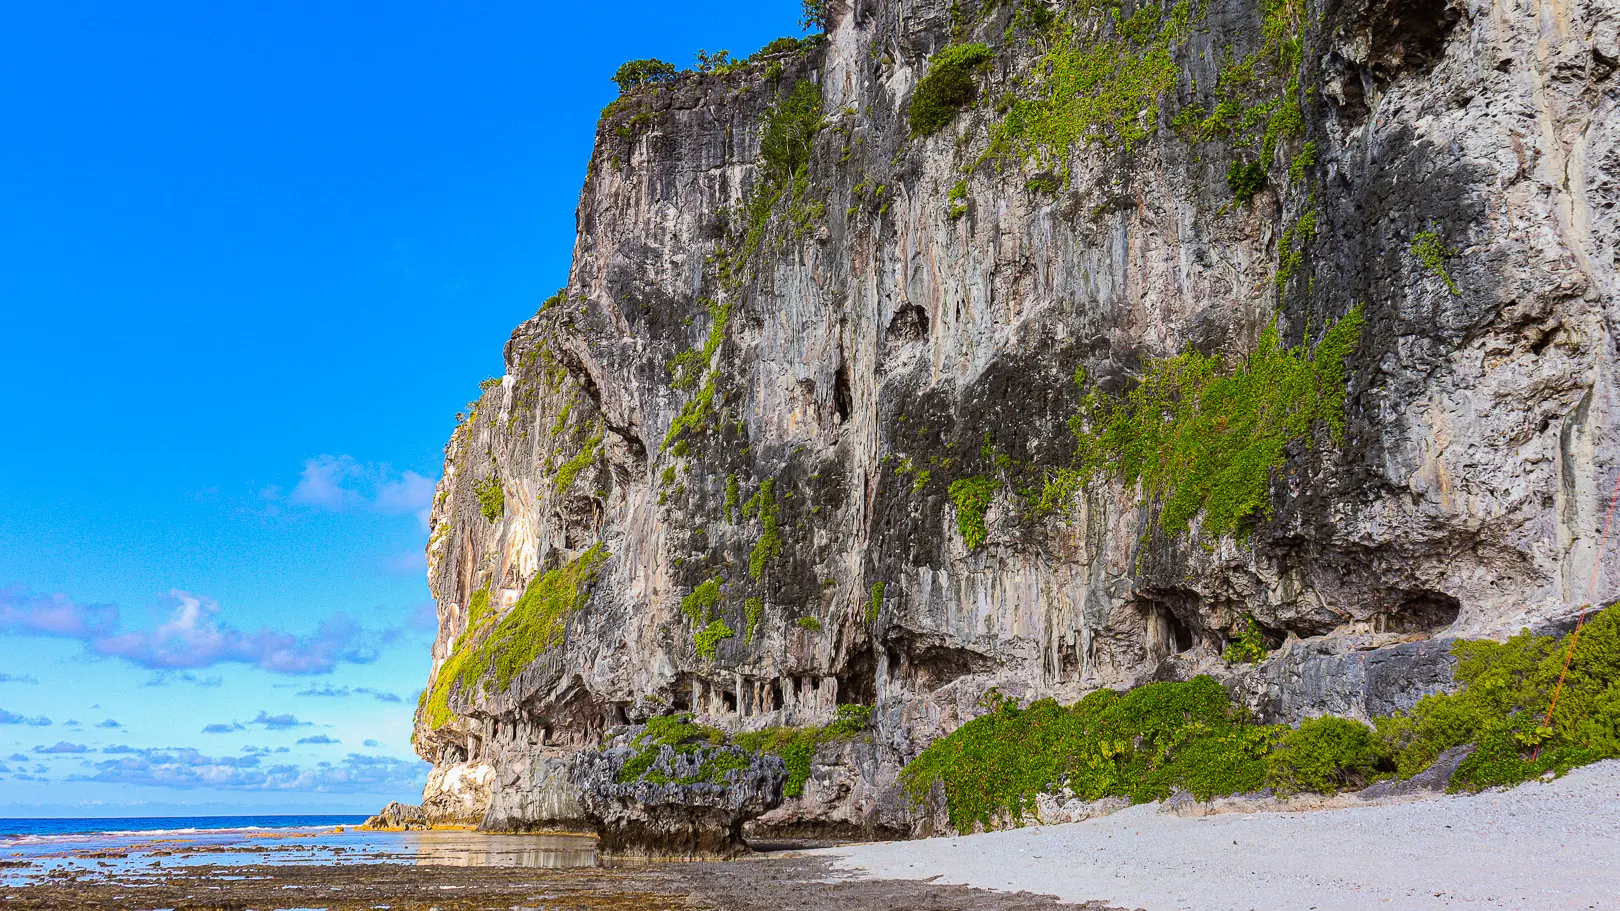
(612, 58), (677, 94)
(801, 0), (829, 33)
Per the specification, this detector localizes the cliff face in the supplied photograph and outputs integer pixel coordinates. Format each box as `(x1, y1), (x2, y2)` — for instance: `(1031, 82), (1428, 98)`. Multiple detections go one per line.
(403, 0), (1620, 840)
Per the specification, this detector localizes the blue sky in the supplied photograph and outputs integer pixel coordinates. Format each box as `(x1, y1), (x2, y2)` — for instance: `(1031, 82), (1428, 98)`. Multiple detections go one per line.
(0, 0), (803, 817)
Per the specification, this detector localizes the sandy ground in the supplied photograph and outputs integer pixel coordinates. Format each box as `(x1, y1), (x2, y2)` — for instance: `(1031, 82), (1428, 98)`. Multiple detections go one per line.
(820, 759), (1620, 911)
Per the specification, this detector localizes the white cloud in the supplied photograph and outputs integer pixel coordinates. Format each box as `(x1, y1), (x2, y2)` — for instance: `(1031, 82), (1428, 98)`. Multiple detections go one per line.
(287, 455), (436, 528)
(1, 587), (384, 676)
(70, 749), (428, 793)
(0, 709), (52, 727)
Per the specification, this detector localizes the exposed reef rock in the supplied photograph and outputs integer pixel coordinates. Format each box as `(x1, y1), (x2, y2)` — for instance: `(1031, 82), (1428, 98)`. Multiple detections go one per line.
(385, 0), (1620, 849)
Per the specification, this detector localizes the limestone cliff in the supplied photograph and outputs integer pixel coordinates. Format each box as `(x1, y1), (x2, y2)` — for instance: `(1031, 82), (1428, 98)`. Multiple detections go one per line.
(395, 0), (1619, 842)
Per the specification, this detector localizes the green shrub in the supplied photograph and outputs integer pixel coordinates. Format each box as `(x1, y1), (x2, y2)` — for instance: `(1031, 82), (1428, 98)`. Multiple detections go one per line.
(1410, 229), (1460, 295)
(735, 704), (871, 797)
(910, 43), (994, 137)
(949, 475), (999, 549)
(1227, 160), (1266, 203)
(612, 58), (677, 94)
(1289, 140), (1317, 182)
(695, 619), (735, 660)
(1378, 603), (1620, 791)
(947, 179), (969, 219)
(1223, 614), (1269, 664)
(724, 473), (740, 522)
(800, 0), (828, 32)
(745, 479), (782, 579)
(1274, 208), (1317, 289)
(1267, 716), (1389, 795)
(474, 476), (505, 522)
(797, 616), (822, 632)
(681, 577), (724, 624)
(754, 36), (810, 58)
(901, 676), (1278, 832)
(867, 582), (886, 623)
(760, 79), (824, 186)
(744, 597), (764, 643)
(616, 713), (741, 785)
(554, 427), (603, 492)
(991, 6), (1190, 165)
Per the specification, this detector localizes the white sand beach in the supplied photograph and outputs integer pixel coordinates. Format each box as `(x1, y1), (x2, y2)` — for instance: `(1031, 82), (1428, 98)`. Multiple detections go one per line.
(820, 760), (1620, 910)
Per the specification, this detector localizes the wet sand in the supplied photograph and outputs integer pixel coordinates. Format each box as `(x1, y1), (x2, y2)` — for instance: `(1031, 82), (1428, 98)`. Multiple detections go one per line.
(0, 827), (1117, 910)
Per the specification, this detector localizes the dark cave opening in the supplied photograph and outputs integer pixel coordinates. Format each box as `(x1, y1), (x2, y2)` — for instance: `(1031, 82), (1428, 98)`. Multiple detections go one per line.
(1169, 612), (1195, 654)
(1385, 591), (1462, 634)
(838, 647), (879, 706)
(834, 361), (853, 422)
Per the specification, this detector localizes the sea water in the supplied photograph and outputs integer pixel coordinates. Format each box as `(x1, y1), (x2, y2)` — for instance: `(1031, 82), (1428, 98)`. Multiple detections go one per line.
(0, 815), (598, 886)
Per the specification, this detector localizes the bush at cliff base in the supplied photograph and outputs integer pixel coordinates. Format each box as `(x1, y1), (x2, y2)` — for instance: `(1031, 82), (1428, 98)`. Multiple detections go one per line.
(900, 676), (1277, 833)
(901, 603), (1620, 832)
(1379, 601), (1620, 791)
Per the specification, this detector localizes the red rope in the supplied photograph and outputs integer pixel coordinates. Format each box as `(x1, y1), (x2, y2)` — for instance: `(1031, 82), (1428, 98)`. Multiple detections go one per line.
(1535, 469), (1620, 754)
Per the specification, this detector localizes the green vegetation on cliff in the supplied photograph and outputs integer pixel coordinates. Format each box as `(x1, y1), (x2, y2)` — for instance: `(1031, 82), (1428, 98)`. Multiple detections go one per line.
(734, 704), (871, 797)
(616, 714), (750, 786)
(744, 479), (782, 579)
(948, 475), (998, 550)
(695, 618), (735, 660)
(1221, 614), (1270, 664)
(910, 43), (993, 137)
(1046, 308), (1363, 539)
(1410, 229), (1461, 295)
(554, 426), (603, 492)
(612, 58), (677, 93)
(423, 546), (610, 729)
(1379, 604), (1620, 790)
(681, 577), (725, 625)
(990, 1), (1193, 168)
(474, 476), (505, 521)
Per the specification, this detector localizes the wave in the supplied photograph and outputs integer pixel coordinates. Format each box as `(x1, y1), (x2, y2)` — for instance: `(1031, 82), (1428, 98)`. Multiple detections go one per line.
(0, 815), (366, 843)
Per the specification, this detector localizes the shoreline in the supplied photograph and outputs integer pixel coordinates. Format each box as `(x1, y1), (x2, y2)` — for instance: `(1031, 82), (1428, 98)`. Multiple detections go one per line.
(5, 765), (1615, 909)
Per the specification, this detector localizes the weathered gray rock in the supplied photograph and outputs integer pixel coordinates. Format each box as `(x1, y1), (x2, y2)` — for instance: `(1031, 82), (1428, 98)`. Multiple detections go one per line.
(387, 0), (1620, 840)
(362, 800), (430, 830)
(481, 753), (590, 833)
(577, 740), (787, 857)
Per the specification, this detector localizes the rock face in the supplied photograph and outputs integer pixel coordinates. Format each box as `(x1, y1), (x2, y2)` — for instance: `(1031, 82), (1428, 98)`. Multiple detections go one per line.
(391, 0), (1620, 846)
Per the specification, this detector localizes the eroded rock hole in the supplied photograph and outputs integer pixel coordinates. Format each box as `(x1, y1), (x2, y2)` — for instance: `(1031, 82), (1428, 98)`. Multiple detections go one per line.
(838, 648), (878, 705)
(902, 641), (995, 692)
(887, 304), (929, 344)
(1143, 603), (1196, 658)
(1383, 591), (1461, 634)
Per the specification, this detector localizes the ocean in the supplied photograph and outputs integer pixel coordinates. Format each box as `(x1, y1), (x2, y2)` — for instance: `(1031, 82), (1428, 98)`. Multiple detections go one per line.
(0, 815), (600, 889)
(0, 814), (368, 839)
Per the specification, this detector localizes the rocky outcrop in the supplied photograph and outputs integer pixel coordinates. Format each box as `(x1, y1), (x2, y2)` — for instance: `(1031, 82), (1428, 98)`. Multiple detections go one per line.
(389, 0), (1619, 847)
(362, 760), (493, 829)
(576, 738), (786, 857)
